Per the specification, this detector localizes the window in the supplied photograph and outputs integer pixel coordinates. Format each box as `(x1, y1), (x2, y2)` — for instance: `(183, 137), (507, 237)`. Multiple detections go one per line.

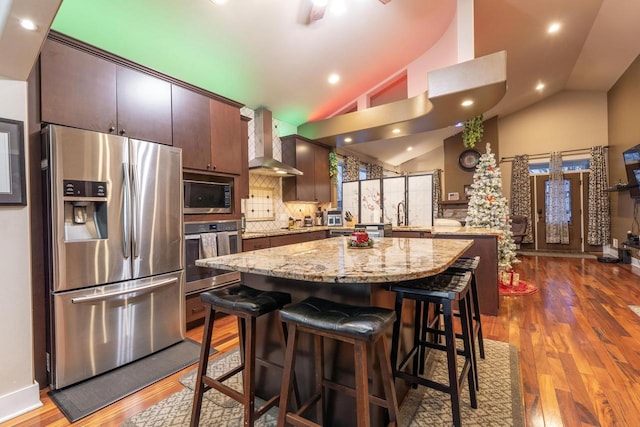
(529, 158), (590, 174)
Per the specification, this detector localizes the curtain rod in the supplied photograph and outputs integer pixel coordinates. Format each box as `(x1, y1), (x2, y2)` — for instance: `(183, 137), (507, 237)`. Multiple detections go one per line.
(499, 145), (610, 163)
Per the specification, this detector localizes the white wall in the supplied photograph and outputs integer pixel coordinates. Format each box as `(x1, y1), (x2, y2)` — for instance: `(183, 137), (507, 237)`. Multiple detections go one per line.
(0, 79), (41, 422)
(498, 91), (608, 200)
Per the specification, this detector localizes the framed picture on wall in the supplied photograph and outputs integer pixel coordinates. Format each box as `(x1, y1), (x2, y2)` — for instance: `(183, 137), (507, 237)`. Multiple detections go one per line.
(0, 118), (26, 206)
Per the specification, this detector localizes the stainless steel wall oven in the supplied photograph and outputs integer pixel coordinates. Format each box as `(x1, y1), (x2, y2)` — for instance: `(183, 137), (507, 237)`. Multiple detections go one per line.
(184, 220), (242, 295)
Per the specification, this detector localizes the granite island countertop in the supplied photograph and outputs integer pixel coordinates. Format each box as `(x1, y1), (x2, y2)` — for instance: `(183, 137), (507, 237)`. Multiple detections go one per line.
(242, 225), (501, 240)
(197, 236), (473, 284)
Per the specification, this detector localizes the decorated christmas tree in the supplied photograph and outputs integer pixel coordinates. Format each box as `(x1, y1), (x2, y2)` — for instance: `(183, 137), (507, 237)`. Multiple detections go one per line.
(465, 144), (518, 270)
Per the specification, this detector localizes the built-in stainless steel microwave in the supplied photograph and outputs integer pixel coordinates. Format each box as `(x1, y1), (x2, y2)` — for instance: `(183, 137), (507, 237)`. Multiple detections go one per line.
(184, 179), (232, 214)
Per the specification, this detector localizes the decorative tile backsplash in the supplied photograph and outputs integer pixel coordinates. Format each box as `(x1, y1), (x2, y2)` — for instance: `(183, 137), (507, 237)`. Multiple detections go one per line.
(240, 106), (331, 232)
(243, 174), (330, 232)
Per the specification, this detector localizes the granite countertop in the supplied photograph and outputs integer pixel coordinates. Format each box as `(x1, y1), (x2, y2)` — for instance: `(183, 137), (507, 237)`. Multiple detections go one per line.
(429, 226), (502, 236)
(242, 225), (501, 239)
(242, 226), (352, 239)
(196, 237), (473, 284)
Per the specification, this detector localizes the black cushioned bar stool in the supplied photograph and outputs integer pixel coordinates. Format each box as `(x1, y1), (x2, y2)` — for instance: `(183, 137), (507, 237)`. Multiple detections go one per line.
(420, 256), (485, 391)
(277, 297), (399, 427)
(389, 272), (477, 427)
(447, 256), (484, 360)
(191, 284), (294, 427)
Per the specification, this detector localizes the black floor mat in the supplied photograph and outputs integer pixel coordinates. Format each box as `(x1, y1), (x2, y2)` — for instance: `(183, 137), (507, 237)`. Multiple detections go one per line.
(49, 338), (214, 423)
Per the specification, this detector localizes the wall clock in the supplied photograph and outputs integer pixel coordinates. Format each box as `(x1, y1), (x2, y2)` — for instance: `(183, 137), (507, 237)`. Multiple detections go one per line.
(459, 149), (480, 172)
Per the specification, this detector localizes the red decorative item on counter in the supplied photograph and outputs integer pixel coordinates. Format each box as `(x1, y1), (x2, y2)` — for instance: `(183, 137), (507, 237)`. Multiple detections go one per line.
(350, 230), (369, 245)
(349, 230), (374, 248)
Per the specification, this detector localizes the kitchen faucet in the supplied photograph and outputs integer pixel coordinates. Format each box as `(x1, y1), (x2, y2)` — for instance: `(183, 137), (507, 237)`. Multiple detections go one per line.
(397, 201), (406, 226)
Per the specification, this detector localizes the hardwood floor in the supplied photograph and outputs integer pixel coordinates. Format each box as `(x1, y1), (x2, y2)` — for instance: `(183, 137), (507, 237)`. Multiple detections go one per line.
(4, 255), (640, 426)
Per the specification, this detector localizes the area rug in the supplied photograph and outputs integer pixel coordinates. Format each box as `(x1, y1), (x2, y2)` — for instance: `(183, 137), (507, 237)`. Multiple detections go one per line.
(123, 339), (524, 426)
(49, 338), (212, 423)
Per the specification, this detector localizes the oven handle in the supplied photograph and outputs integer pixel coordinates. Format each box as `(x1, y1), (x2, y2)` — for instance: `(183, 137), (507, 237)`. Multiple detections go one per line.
(185, 232), (239, 240)
(70, 277), (178, 304)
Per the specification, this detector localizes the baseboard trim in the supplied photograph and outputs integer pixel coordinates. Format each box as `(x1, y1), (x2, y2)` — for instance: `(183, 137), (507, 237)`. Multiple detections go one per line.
(0, 382), (42, 423)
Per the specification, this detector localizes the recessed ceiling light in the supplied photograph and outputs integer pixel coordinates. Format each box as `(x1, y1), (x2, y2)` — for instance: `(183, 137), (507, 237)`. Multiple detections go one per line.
(20, 19), (37, 31)
(328, 73), (340, 84)
(344, 137), (352, 143)
(311, 0), (329, 6)
(392, 128), (401, 134)
(547, 22), (561, 33)
(461, 99), (474, 107)
(536, 82), (545, 91)
(330, 0), (347, 16)
(406, 146), (413, 152)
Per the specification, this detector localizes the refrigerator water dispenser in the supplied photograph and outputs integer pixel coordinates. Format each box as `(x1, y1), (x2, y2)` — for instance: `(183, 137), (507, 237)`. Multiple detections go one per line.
(62, 180), (108, 241)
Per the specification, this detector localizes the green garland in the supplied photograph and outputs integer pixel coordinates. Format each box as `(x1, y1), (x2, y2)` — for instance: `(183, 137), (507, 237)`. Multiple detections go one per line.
(329, 151), (339, 183)
(462, 114), (484, 148)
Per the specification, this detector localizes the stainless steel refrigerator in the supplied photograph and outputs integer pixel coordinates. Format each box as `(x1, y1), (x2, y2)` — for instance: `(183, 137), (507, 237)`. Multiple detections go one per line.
(42, 124), (185, 389)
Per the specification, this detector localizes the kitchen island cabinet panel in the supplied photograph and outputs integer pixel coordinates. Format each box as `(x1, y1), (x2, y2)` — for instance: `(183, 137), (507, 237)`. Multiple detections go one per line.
(40, 39), (117, 134)
(116, 66), (173, 145)
(172, 85), (211, 169)
(209, 99), (242, 174)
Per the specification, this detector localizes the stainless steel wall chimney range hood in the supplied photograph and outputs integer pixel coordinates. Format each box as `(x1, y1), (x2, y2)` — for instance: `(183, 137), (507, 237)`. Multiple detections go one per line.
(248, 107), (303, 176)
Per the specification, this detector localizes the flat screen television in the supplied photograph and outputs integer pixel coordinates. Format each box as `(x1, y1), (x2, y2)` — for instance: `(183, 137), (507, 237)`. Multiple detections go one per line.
(623, 144), (640, 198)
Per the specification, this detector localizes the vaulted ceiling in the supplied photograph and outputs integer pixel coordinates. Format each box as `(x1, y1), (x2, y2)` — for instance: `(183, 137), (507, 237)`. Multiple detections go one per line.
(1, 0), (639, 166)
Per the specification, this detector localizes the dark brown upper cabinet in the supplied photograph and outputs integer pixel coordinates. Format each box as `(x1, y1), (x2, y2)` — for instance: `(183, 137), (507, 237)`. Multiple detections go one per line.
(116, 67), (172, 144)
(40, 39), (117, 135)
(209, 99), (242, 175)
(281, 136), (331, 202)
(172, 85), (211, 170)
(235, 116), (251, 199)
(40, 39), (172, 145)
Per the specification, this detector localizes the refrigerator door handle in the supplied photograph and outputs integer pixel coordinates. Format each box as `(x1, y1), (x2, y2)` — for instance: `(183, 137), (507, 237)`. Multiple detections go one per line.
(70, 277), (178, 304)
(131, 164), (139, 258)
(122, 162), (131, 258)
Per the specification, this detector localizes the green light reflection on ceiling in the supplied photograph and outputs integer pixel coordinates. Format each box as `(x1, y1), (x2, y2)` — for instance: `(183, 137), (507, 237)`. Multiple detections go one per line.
(51, 0), (305, 128)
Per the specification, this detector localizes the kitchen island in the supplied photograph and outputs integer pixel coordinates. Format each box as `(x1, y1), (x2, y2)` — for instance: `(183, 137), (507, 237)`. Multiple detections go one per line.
(197, 236), (473, 426)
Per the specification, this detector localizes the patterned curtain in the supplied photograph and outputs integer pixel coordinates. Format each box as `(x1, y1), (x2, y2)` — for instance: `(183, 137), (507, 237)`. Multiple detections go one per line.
(587, 146), (611, 245)
(546, 152), (570, 244)
(433, 169), (443, 218)
(343, 155), (359, 182)
(510, 155), (533, 243)
(365, 163), (383, 179)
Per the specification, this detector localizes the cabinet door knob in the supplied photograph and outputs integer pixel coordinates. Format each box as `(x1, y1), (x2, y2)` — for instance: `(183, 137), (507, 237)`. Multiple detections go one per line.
(207, 164), (211, 170)
(119, 129), (126, 135)
(108, 126), (116, 133)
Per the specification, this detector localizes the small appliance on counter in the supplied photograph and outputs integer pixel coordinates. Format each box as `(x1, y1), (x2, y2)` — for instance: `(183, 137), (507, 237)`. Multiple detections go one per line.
(354, 223), (393, 237)
(315, 206), (324, 226)
(327, 210), (343, 227)
(303, 215), (313, 227)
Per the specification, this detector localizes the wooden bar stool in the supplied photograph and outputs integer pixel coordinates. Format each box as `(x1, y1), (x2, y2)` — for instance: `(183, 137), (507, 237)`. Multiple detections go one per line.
(447, 256), (484, 359)
(277, 296), (399, 427)
(190, 284), (294, 427)
(389, 272), (477, 427)
(420, 256), (485, 390)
